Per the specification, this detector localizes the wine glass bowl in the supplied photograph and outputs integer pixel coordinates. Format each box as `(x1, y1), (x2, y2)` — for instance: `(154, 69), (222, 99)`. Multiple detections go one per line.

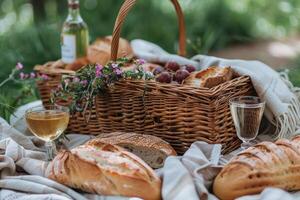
(25, 105), (69, 160)
(229, 96), (265, 150)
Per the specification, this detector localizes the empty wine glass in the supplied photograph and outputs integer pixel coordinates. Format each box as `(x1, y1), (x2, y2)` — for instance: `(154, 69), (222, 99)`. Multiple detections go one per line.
(229, 96), (265, 150)
(25, 105), (70, 161)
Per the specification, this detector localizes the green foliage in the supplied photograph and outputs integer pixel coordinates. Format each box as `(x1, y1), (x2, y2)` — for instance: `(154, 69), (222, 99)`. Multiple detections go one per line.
(0, 65), (39, 121)
(0, 83), (38, 120)
(287, 58), (300, 87)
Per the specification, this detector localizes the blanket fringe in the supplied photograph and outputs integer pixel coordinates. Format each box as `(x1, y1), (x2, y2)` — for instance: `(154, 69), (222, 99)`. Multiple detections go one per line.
(276, 71), (300, 139)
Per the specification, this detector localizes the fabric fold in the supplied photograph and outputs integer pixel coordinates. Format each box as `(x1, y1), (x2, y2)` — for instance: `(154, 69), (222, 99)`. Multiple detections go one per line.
(161, 142), (222, 200)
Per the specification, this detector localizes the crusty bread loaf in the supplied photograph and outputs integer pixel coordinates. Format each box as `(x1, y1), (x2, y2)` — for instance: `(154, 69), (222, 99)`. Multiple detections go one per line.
(184, 66), (233, 88)
(65, 57), (90, 71)
(213, 136), (300, 200)
(46, 142), (161, 200)
(89, 132), (177, 168)
(88, 36), (133, 65)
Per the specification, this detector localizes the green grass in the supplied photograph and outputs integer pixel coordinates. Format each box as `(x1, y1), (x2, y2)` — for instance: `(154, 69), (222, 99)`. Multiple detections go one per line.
(287, 57), (300, 87)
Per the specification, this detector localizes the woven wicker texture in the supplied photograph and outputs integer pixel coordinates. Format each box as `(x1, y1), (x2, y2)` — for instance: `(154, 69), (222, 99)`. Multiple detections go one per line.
(34, 0), (256, 154)
(36, 70), (255, 154)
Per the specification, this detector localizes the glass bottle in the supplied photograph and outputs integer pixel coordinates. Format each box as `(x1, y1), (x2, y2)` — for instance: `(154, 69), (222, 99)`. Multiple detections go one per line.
(61, 0), (89, 63)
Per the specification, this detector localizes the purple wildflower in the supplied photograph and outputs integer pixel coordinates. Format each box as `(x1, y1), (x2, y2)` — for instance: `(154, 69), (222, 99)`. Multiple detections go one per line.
(115, 68), (122, 75)
(41, 74), (49, 80)
(95, 64), (103, 78)
(64, 79), (70, 85)
(112, 63), (119, 69)
(73, 77), (80, 83)
(80, 80), (88, 86)
(30, 72), (36, 79)
(136, 59), (146, 65)
(96, 70), (102, 78)
(16, 62), (23, 70)
(19, 72), (25, 80)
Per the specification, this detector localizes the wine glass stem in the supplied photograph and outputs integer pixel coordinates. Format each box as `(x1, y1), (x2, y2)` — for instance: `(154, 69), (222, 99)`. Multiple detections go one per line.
(45, 141), (56, 161)
(241, 141), (251, 150)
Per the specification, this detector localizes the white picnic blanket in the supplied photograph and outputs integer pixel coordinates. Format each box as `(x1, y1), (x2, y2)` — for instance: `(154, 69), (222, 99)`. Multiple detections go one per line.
(0, 101), (300, 200)
(131, 39), (300, 139)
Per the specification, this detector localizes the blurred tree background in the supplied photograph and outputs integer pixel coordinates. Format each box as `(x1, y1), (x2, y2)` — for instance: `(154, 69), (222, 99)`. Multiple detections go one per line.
(1, 0), (300, 119)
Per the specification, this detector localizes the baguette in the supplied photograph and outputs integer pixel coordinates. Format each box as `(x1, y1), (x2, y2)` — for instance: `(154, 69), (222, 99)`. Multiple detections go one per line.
(65, 57), (90, 71)
(213, 136), (300, 200)
(184, 66), (233, 88)
(46, 142), (161, 200)
(89, 132), (177, 168)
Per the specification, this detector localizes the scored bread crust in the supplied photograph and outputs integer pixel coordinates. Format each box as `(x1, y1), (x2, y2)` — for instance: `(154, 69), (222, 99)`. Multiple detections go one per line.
(213, 136), (300, 200)
(89, 132), (177, 157)
(184, 66), (233, 88)
(46, 142), (161, 200)
(88, 132), (177, 168)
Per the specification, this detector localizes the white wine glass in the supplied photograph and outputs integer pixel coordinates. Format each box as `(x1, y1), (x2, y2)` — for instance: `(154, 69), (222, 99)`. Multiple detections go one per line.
(229, 96), (265, 150)
(25, 105), (70, 161)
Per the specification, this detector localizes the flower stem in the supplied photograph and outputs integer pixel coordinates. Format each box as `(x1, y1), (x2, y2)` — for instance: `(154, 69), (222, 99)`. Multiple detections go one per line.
(0, 77), (12, 88)
(0, 69), (17, 88)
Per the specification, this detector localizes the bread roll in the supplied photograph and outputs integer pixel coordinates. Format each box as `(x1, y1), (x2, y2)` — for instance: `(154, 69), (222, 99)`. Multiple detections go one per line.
(89, 132), (177, 168)
(184, 66), (233, 88)
(65, 57), (90, 71)
(88, 36), (133, 65)
(46, 142), (161, 200)
(213, 136), (300, 200)
(120, 63), (163, 75)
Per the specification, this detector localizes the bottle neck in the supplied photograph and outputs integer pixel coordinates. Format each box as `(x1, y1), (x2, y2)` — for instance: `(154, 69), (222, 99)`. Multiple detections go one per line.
(67, 1), (82, 21)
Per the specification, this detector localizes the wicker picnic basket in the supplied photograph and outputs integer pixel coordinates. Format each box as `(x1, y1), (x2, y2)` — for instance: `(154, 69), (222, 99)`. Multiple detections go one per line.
(34, 0), (255, 154)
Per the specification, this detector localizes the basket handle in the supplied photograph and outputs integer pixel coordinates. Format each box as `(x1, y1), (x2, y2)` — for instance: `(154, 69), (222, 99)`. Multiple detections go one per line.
(111, 0), (186, 61)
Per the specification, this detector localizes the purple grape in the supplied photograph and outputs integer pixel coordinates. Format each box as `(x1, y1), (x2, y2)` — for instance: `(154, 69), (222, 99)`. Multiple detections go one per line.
(156, 71), (172, 83)
(165, 62), (180, 72)
(183, 65), (196, 73)
(153, 66), (164, 75)
(174, 69), (190, 83)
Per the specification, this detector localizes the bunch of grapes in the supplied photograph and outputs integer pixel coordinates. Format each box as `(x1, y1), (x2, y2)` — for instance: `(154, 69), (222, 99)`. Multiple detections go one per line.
(155, 62), (196, 84)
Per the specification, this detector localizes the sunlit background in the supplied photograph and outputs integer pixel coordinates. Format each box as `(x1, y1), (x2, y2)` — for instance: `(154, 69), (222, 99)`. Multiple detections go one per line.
(1, 0), (300, 118)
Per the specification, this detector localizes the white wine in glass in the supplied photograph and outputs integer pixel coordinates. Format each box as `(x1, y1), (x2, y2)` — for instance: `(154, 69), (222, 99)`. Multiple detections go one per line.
(26, 105), (69, 160)
(230, 96), (265, 150)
